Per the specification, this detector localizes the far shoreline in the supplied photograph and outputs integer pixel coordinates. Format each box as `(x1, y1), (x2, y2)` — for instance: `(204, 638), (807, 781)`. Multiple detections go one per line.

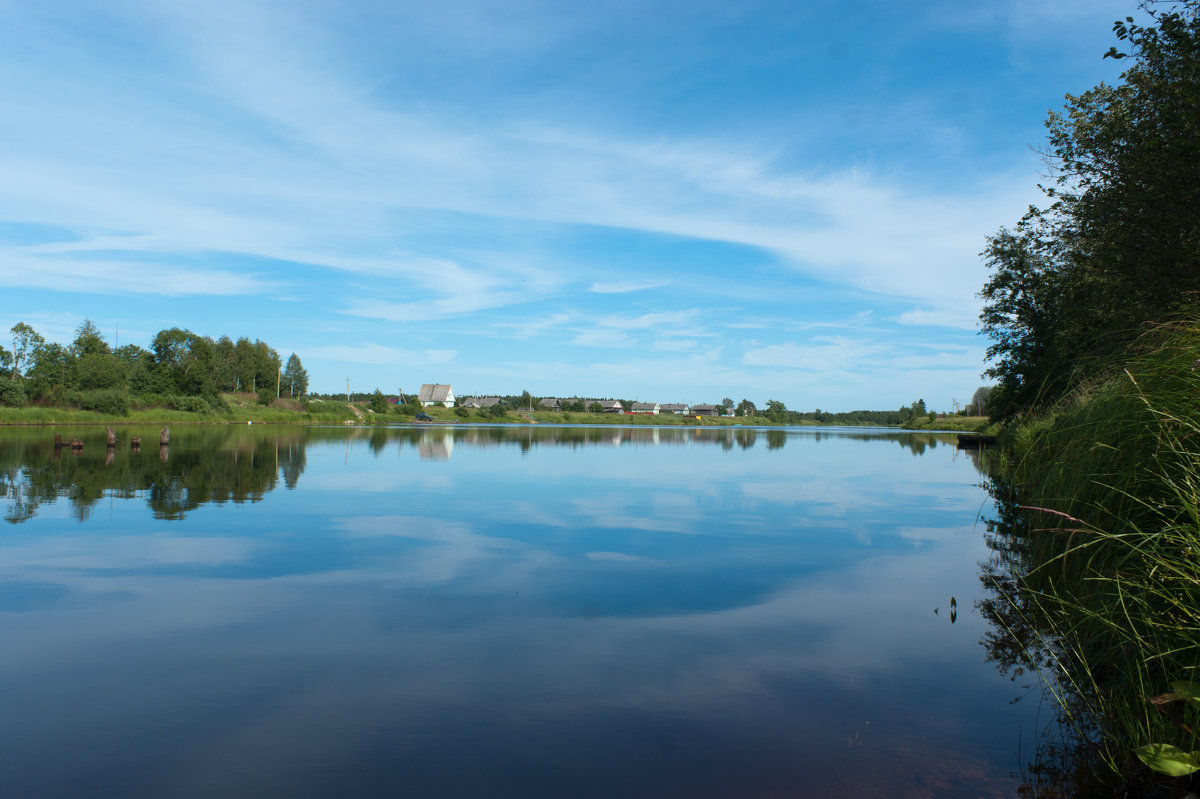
(0, 404), (992, 434)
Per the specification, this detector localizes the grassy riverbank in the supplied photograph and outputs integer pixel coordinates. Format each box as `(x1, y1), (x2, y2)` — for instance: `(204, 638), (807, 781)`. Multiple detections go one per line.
(0, 399), (357, 426)
(900, 414), (994, 433)
(987, 321), (1200, 793)
(0, 399), (924, 428)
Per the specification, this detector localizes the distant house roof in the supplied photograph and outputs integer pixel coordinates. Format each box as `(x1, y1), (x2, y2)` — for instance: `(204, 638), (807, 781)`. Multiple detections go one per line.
(598, 400), (624, 412)
(460, 396), (501, 408)
(538, 398), (561, 409)
(660, 403), (689, 413)
(418, 384), (454, 403)
(692, 404), (720, 415)
(630, 402), (659, 412)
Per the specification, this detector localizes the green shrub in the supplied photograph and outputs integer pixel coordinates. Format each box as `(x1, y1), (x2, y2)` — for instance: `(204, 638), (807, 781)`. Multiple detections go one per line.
(136, 392), (168, 409)
(202, 387), (230, 413)
(79, 389), (131, 416)
(0, 376), (27, 407)
(167, 395), (212, 413)
(369, 390), (390, 414)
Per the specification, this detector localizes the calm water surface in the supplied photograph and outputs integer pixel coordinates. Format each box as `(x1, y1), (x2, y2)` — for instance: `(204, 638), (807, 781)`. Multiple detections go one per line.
(0, 425), (1026, 797)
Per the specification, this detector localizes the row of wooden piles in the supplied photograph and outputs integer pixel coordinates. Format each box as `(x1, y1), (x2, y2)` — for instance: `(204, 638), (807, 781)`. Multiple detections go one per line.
(52, 427), (170, 452)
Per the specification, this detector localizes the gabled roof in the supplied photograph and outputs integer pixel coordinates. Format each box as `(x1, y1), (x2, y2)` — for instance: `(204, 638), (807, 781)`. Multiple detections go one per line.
(460, 396), (501, 408)
(418, 384), (454, 402)
(660, 403), (689, 412)
(630, 402), (659, 411)
(538, 398), (561, 409)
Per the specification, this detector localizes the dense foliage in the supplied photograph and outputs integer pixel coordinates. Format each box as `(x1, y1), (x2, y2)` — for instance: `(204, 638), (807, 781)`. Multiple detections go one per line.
(980, 1), (1200, 419)
(1, 320), (308, 414)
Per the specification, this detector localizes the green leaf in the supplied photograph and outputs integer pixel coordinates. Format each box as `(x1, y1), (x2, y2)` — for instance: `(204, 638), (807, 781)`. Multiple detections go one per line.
(1135, 744), (1200, 777)
(1170, 681), (1200, 711)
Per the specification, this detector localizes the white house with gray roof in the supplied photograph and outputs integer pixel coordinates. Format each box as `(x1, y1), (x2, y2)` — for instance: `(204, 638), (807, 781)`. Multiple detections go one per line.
(417, 384), (455, 407)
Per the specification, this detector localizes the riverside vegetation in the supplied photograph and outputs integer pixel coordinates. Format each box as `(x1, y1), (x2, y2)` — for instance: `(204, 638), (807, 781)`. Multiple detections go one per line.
(975, 3), (1200, 795)
(0, 324), (973, 428)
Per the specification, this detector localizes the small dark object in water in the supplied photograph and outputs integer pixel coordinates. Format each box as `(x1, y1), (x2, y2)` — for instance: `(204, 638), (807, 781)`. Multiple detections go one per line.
(70, 439), (84, 451)
(160, 427), (170, 445)
(956, 434), (997, 450)
(131, 436), (141, 450)
(53, 433), (65, 448)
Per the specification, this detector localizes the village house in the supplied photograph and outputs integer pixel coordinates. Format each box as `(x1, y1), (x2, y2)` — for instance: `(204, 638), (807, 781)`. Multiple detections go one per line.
(659, 403), (690, 415)
(459, 396), (502, 409)
(417, 384), (455, 407)
(692, 404), (720, 416)
(598, 400), (625, 414)
(630, 402), (660, 415)
(538, 398), (562, 411)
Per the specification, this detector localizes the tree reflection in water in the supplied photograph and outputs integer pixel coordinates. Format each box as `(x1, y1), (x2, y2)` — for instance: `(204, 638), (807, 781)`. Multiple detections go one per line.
(2, 423), (960, 522)
(977, 470), (1117, 798)
(2, 426), (308, 523)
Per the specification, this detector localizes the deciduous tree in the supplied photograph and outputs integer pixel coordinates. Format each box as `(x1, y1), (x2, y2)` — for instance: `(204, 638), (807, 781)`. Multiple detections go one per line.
(9, 322), (44, 379)
(980, 1), (1200, 419)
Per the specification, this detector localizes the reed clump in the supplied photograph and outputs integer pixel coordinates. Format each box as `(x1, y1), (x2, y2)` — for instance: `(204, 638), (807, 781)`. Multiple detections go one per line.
(997, 320), (1200, 791)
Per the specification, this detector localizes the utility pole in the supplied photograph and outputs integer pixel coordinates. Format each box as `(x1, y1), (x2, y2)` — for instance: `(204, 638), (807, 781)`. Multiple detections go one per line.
(277, 367), (281, 399)
(346, 377), (350, 403)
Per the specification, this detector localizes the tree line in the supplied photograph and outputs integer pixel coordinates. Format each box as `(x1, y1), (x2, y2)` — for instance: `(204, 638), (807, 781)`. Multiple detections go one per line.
(0, 320), (309, 415)
(979, 1), (1199, 419)
(319, 387), (938, 426)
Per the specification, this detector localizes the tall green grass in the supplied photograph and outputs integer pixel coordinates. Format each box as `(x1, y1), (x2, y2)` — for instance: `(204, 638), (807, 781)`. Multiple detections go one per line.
(993, 320), (1200, 790)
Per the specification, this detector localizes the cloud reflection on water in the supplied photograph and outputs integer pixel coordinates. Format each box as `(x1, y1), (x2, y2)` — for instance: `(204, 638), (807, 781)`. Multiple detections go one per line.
(0, 425), (1021, 797)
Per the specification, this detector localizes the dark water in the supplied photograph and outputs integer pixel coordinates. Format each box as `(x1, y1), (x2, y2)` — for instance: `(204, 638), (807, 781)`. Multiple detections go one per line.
(0, 425), (1027, 798)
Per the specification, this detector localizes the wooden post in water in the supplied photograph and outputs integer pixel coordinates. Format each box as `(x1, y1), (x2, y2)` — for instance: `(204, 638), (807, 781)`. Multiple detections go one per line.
(106, 427), (117, 447)
(131, 436), (141, 451)
(160, 427), (170, 445)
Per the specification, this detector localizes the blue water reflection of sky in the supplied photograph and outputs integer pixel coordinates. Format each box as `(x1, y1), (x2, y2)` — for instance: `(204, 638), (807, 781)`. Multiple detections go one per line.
(0, 426), (1023, 797)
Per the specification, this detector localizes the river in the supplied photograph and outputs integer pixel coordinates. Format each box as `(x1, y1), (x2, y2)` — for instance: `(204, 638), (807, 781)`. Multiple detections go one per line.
(0, 424), (1029, 797)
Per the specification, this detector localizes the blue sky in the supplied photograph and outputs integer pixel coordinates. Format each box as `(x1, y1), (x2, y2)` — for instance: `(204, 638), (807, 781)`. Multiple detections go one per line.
(0, 0), (1136, 410)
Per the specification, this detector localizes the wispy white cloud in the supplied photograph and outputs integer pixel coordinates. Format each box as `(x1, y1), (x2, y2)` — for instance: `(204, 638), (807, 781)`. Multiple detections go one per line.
(0, 0), (1105, 405)
(588, 280), (665, 294)
(0, 247), (275, 297)
(894, 308), (979, 330)
(742, 338), (890, 371)
(306, 343), (406, 365)
(0, 2), (1028, 318)
(569, 328), (633, 349)
(422, 349), (458, 364)
(653, 339), (699, 352)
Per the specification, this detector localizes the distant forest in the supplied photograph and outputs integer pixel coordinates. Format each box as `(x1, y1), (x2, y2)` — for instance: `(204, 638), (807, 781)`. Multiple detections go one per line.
(0, 320), (308, 415)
